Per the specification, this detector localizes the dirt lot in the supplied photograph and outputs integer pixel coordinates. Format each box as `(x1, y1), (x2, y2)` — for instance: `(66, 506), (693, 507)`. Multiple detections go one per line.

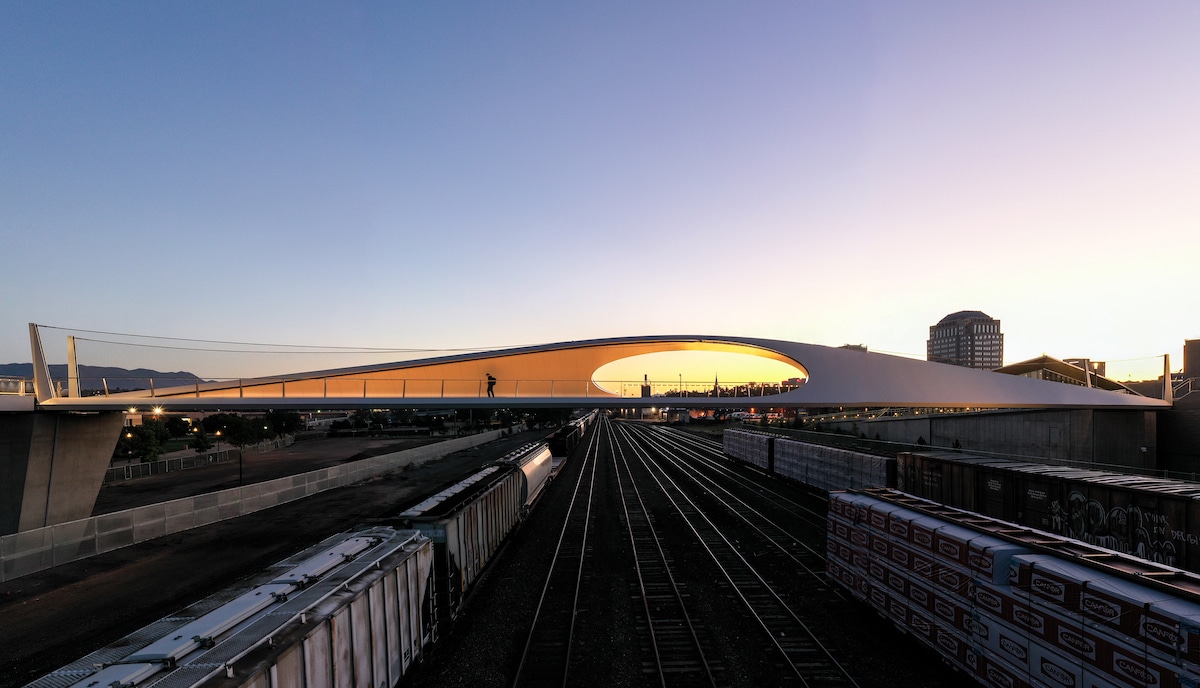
(93, 435), (444, 514)
(0, 430), (549, 688)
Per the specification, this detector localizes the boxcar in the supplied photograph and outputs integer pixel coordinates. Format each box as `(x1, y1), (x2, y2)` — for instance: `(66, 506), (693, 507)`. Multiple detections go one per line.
(723, 428), (773, 471)
(723, 429), (895, 492)
(828, 490), (1200, 687)
(899, 450), (1200, 574)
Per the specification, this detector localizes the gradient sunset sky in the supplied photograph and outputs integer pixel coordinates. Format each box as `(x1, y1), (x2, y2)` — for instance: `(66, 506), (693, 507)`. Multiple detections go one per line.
(3, 3), (1197, 382)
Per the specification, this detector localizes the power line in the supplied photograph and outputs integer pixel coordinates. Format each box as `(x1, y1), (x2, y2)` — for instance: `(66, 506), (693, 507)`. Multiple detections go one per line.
(70, 337), (448, 355)
(37, 324), (521, 354)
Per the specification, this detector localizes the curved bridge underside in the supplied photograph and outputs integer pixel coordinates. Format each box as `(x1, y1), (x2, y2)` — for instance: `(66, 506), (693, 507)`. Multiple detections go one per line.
(34, 335), (1168, 411)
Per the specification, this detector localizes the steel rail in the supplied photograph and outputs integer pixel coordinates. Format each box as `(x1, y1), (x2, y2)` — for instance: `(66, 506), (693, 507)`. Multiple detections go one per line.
(511, 420), (602, 688)
(647, 426), (829, 528)
(608, 418), (719, 688)
(625, 424), (829, 583)
(616, 421), (860, 687)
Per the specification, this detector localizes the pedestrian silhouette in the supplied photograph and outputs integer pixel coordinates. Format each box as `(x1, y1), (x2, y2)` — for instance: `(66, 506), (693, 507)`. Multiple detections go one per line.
(486, 373), (496, 398)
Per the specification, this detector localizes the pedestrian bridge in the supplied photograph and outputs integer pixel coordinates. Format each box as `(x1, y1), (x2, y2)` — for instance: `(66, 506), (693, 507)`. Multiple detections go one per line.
(0, 327), (1169, 536)
(5, 331), (1169, 412)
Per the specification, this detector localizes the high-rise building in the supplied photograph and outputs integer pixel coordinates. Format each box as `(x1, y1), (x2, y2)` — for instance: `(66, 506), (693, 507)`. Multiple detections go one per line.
(927, 310), (1004, 369)
(1185, 339), (1199, 380)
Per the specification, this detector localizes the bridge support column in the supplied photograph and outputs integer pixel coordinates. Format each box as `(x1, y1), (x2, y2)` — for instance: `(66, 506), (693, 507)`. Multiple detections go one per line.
(0, 412), (124, 535)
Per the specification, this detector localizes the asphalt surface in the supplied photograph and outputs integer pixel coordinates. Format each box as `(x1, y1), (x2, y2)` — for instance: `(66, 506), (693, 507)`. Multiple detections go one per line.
(0, 429), (550, 688)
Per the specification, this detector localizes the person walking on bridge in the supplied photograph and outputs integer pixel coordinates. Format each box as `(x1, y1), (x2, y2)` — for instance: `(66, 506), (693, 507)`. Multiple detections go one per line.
(486, 373), (496, 398)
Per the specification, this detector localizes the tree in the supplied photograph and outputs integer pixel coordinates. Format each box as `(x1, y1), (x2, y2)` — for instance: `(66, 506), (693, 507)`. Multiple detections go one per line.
(221, 415), (260, 448)
(111, 424), (165, 462)
(264, 410), (303, 437)
(191, 427), (214, 453)
(163, 415), (191, 438)
(140, 418), (171, 448)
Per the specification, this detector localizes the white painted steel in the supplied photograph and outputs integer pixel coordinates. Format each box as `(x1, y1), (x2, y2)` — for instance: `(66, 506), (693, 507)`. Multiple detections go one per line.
(32, 335), (1169, 411)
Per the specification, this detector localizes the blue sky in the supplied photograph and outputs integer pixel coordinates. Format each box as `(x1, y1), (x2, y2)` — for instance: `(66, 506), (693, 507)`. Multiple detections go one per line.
(3, 2), (1197, 381)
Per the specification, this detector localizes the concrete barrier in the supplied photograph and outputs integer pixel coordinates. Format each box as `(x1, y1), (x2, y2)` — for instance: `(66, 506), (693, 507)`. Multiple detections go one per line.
(0, 426), (523, 582)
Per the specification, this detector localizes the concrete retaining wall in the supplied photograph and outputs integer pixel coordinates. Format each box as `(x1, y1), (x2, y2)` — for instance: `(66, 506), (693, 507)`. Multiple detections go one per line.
(0, 427), (521, 583)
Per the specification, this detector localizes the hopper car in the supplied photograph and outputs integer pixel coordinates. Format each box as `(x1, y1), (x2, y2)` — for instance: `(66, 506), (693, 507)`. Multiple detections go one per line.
(33, 528), (434, 688)
(400, 442), (553, 635)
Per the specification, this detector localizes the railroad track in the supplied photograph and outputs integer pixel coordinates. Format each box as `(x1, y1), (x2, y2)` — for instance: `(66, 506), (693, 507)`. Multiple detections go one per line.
(644, 425), (830, 531)
(511, 422), (602, 688)
(615, 420), (860, 687)
(608, 419), (723, 688)
(633, 426), (831, 571)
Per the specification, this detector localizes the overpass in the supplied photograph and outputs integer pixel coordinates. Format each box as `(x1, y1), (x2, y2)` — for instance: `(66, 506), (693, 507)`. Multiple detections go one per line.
(0, 324), (1172, 536)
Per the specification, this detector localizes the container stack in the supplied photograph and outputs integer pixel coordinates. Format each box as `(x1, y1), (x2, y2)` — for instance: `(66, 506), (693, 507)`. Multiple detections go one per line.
(827, 491), (1200, 688)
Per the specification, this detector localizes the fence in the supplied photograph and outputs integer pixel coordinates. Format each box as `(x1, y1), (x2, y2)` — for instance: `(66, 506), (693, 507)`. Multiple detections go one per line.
(0, 426), (523, 582)
(102, 436), (294, 484)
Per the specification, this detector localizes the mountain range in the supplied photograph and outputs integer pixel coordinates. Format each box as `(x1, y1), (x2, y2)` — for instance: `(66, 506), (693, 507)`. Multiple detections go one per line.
(0, 364), (205, 393)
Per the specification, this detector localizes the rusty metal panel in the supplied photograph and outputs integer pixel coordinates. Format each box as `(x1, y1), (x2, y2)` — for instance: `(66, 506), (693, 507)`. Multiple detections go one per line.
(330, 607), (354, 688)
(274, 644), (303, 688)
(350, 595), (372, 688)
(368, 580), (388, 687)
(303, 622), (333, 688)
(383, 570), (402, 681)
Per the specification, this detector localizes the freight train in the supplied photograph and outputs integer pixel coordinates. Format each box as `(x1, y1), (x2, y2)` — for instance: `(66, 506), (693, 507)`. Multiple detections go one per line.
(33, 527), (435, 688)
(400, 442), (553, 636)
(30, 431), (593, 688)
(723, 429), (1200, 577)
(722, 428), (896, 491)
(897, 449), (1200, 574)
(828, 488), (1200, 688)
(548, 410), (598, 459)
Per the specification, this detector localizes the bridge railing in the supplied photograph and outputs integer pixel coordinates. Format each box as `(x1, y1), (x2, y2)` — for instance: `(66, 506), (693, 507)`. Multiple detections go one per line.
(51, 377), (808, 400)
(0, 377), (32, 395)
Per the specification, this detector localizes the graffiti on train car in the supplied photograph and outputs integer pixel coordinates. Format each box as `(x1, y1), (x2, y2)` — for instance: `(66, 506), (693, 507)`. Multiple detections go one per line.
(1050, 491), (1180, 566)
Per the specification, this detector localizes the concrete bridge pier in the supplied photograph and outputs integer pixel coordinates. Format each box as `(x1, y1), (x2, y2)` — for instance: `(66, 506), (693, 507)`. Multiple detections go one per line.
(0, 412), (124, 535)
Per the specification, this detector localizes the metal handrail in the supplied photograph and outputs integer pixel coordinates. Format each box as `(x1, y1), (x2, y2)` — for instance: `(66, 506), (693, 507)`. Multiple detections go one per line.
(44, 376), (808, 400)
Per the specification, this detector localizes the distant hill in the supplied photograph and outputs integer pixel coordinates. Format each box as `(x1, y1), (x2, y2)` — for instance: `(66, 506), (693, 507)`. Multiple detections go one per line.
(0, 363), (205, 393)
